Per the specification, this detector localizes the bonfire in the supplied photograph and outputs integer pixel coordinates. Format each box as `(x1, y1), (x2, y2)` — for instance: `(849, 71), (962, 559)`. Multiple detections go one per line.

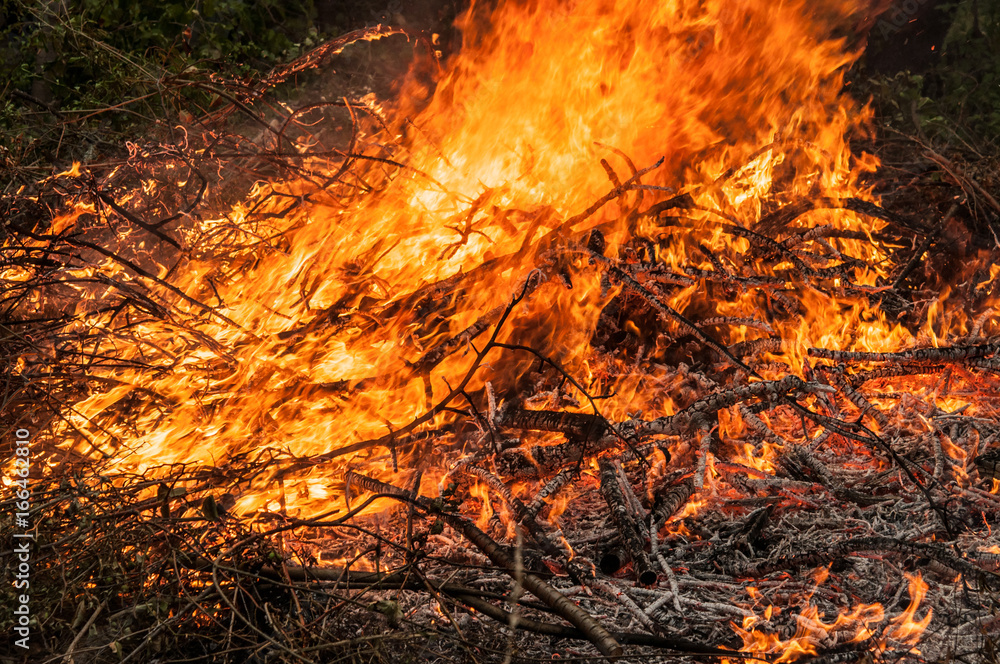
(3, 0), (1000, 662)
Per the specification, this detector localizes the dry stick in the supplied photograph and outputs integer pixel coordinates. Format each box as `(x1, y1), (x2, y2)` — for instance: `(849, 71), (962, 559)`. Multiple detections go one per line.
(932, 432), (947, 481)
(846, 364), (945, 387)
(343, 471), (623, 659)
(61, 601), (107, 664)
(700, 316), (775, 335)
(965, 357), (1000, 372)
(682, 266), (786, 289)
(617, 441), (672, 465)
(262, 25), (411, 94)
(692, 430), (713, 489)
(969, 307), (994, 341)
(598, 458), (657, 586)
(592, 578), (659, 632)
(462, 466), (581, 576)
(294, 159), (660, 392)
(497, 440), (665, 478)
(436, 592), (751, 657)
(465, 465), (526, 519)
(891, 203), (959, 289)
(64, 237), (254, 338)
(647, 515), (683, 613)
(722, 224), (815, 281)
(728, 337), (783, 360)
(496, 406), (609, 440)
(923, 149), (1000, 216)
(414, 570), (483, 664)
(95, 191), (182, 249)
(405, 470), (422, 557)
(208, 554), (318, 664)
(974, 449), (1000, 479)
(726, 536), (1000, 587)
(267, 565), (741, 656)
(118, 588), (218, 664)
(636, 375), (816, 437)
(587, 249), (780, 378)
(551, 158), (664, 236)
(613, 460), (648, 533)
(781, 445), (837, 488)
(775, 445), (883, 506)
(740, 406), (789, 446)
(490, 341), (654, 473)
(408, 305), (506, 376)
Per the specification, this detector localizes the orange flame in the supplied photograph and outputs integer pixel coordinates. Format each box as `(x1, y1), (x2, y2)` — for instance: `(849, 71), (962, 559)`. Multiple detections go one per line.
(729, 571), (932, 663)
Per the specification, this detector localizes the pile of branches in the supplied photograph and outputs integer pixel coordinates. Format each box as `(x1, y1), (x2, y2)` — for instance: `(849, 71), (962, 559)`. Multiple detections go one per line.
(3, 28), (1000, 664)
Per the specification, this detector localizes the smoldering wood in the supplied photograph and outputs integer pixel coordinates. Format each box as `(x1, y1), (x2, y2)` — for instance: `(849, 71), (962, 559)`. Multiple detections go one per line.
(650, 476), (697, 529)
(496, 404), (609, 440)
(975, 448), (1000, 479)
(725, 536), (1000, 588)
(598, 458), (657, 586)
(808, 343), (999, 364)
(343, 471), (623, 658)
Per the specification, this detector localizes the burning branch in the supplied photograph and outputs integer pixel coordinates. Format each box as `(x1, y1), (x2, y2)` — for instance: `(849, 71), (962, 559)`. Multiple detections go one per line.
(342, 471), (624, 659)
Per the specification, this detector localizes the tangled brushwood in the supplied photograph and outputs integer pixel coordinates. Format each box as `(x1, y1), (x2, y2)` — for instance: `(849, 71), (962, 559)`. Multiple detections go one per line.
(3, 6), (1000, 664)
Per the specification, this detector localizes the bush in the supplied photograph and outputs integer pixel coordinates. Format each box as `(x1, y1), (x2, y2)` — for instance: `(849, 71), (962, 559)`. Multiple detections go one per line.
(0, 0), (325, 168)
(864, 0), (1000, 145)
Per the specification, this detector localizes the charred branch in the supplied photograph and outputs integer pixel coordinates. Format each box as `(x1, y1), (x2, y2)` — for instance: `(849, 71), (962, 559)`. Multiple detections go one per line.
(598, 458), (656, 586)
(495, 404), (609, 440)
(343, 471), (623, 658)
(808, 343), (999, 364)
(651, 476), (697, 529)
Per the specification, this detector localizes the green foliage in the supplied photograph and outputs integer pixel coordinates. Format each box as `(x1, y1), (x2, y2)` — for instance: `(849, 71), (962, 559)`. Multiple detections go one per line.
(1, 0), (321, 92)
(867, 0), (1000, 145)
(937, 0), (1000, 139)
(0, 0), (327, 170)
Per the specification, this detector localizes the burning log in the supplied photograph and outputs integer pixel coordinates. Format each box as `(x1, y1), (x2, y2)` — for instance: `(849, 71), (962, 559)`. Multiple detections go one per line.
(808, 343), (1000, 364)
(495, 404), (609, 440)
(597, 458), (657, 586)
(523, 466), (577, 520)
(650, 475), (697, 529)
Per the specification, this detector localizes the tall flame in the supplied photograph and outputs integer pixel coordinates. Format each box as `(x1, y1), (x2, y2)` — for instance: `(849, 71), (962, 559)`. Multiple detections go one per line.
(32, 0), (916, 514)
